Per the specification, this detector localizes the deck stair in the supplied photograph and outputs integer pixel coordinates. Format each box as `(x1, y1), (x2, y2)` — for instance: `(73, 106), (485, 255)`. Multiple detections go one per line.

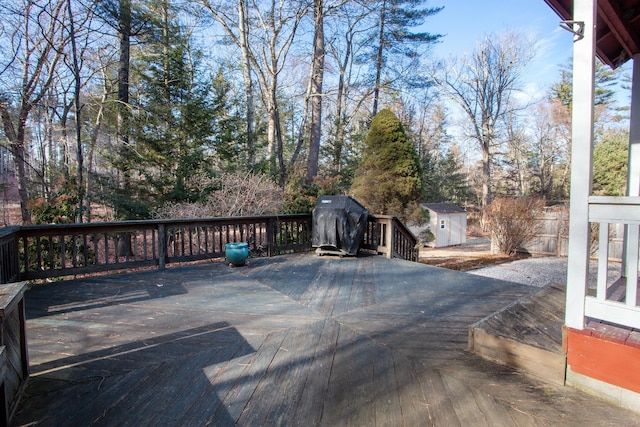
(468, 282), (567, 385)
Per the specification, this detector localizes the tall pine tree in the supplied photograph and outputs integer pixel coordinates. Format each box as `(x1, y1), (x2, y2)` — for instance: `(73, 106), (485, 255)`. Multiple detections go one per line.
(108, 0), (219, 217)
(370, 0), (442, 115)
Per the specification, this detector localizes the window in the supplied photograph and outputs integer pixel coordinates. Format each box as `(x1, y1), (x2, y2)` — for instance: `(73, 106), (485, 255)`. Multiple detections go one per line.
(440, 219), (446, 229)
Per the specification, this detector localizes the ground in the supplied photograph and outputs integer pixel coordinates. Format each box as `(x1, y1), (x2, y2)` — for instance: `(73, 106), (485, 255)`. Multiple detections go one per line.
(419, 236), (622, 290)
(418, 237), (523, 271)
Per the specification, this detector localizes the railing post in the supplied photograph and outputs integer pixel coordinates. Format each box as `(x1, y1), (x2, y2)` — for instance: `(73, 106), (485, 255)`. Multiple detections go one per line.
(12, 232), (20, 282)
(158, 224), (166, 270)
(382, 219), (392, 259)
(267, 217), (274, 257)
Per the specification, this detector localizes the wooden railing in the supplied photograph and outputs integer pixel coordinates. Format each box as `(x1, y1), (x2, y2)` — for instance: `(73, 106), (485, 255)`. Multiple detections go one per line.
(0, 213), (418, 284)
(583, 196), (640, 330)
(0, 215), (311, 282)
(0, 227), (20, 284)
(362, 215), (419, 262)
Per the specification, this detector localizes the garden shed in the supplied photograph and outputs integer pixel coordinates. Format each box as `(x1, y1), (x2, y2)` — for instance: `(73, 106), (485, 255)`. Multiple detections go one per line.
(423, 203), (467, 248)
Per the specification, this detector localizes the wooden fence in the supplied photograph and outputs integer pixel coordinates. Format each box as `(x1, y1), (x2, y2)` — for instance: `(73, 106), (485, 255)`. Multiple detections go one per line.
(519, 210), (626, 260)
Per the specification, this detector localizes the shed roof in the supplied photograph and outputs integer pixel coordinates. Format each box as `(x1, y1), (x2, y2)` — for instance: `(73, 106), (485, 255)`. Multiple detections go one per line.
(422, 203), (466, 214)
(544, 0), (640, 69)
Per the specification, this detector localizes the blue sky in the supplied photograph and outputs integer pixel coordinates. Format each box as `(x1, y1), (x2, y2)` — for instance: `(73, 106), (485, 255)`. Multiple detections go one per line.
(424, 0), (577, 100)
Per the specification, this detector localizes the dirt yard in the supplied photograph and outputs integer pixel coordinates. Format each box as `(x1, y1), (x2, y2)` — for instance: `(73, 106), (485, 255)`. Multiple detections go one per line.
(418, 237), (528, 271)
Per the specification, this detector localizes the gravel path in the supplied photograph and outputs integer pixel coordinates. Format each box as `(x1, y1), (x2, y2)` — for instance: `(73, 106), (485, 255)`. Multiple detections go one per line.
(469, 256), (622, 288)
(421, 237), (622, 289)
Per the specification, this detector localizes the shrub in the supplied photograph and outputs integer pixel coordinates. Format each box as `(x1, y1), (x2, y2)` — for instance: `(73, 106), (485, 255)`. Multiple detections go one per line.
(30, 179), (82, 224)
(282, 167), (344, 214)
(484, 197), (544, 255)
(205, 172), (283, 216)
(26, 179), (94, 270)
(418, 229), (435, 246)
(154, 171), (283, 218)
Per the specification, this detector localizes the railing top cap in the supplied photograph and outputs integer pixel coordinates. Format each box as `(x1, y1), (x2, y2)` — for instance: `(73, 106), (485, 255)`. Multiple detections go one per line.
(8, 213), (313, 232)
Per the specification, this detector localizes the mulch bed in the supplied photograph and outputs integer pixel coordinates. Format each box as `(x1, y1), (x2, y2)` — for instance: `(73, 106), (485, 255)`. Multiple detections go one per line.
(419, 253), (529, 271)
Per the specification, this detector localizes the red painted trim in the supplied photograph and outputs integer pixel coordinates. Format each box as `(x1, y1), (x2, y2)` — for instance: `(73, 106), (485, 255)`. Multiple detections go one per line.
(566, 328), (640, 394)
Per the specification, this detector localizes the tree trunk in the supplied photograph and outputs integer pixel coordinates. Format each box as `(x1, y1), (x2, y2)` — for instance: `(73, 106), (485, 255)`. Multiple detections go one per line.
(67, 0), (84, 223)
(331, 23), (355, 174)
(238, 0), (255, 169)
(0, 100), (31, 223)
(482, 147), (492, 208)
(333, 76), (345, 173)
(266, 91), (285, 186)
(480, 115), (493, 208)
(14, 147), (31, 223)
(372, 0), (387, 116)
(306, 0), (324, 180)
(117, 0), (131, 187)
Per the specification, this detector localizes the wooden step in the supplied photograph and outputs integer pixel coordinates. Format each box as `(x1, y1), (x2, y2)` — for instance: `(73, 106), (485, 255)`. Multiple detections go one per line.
(468, 283), (567, 385)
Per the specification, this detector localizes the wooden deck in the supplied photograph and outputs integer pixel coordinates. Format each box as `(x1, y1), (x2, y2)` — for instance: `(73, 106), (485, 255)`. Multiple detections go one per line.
(12, 253), (640, 426)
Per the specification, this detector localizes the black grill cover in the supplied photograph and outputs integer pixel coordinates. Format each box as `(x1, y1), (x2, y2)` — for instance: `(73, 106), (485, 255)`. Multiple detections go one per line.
(312, 196), (368, 256)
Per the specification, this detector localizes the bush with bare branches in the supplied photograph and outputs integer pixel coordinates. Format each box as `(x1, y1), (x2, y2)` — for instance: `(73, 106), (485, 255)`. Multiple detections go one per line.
(154, 172), (283, 219)
(484, 197), (544, 255)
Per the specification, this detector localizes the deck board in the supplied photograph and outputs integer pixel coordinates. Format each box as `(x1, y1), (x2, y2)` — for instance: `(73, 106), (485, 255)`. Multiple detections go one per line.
(12, 254), (640, 426)
(289, 319), (338, 426)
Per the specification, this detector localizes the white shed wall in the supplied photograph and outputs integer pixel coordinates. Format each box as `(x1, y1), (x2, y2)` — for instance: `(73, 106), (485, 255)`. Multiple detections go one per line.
(430, 212), (467, 247)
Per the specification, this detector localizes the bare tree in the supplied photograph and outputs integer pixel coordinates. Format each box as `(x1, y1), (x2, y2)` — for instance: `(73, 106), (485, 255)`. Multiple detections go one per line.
(529, 100), (571, 200)
(502, 110), (530, 197)
(201, 0), (308, 185)
(0, 0), (69, 223)
(61, 0), (105, 222)
(324, 1), (371, 174)
(306, 0), (324, 180)
(200, 0), (257, 169)
(431, 31), (535, 208)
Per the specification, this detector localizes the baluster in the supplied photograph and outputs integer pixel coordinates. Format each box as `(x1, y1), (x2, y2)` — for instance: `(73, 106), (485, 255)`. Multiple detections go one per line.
(597, 223), (609, 301)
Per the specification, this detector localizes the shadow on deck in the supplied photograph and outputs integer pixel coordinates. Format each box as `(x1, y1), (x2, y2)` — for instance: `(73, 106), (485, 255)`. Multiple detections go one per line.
(13, 253), (640, 426)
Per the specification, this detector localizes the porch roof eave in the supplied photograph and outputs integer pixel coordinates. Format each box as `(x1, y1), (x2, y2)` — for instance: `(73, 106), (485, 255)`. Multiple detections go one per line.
(544, 0), (640, 69)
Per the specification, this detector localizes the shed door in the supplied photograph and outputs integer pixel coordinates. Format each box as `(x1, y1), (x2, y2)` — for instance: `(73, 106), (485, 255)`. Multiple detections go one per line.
(436, 215), (449, 247)
(449, 214), (466, 245)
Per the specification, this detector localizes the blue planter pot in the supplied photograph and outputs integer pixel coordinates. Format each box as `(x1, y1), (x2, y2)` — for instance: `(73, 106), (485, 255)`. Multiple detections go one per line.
(225, 242), (249, 266)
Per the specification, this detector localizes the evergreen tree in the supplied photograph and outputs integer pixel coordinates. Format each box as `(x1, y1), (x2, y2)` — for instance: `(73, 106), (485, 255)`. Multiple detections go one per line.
(593, 129), (629, 196)
(350, 109), (423, 222)
(549, 60), (620, 108)
(208, 67), (247, 172)
(106, 1), (219, 218)
(421, 148), (468, 204)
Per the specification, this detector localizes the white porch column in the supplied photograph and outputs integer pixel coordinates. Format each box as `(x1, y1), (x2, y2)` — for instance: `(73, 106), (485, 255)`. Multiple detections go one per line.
(625, 55), (640, 279)
(565, 0), (597, 330)
(630, 55), (640, 199)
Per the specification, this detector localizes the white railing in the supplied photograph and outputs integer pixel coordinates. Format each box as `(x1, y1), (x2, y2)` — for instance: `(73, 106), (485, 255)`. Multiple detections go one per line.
(586, 196), (640, 329)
